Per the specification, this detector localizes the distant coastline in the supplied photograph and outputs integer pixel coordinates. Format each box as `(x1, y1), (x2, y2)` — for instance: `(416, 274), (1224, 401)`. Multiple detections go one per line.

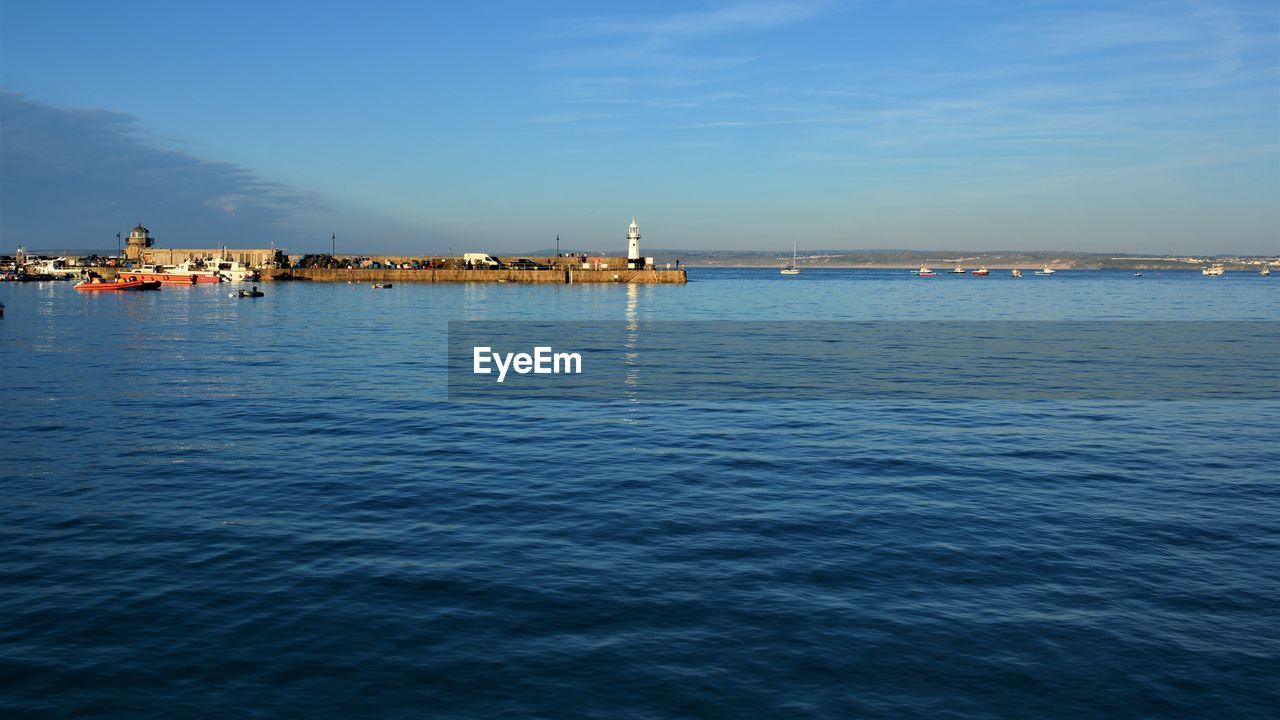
(600, 250), (1280, 271)
(11, 247), (1278, 273)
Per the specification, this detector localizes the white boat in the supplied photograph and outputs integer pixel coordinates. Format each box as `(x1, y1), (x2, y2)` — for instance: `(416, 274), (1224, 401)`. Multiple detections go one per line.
(949, 267), (966, 274)
(912, 266), (936, 276)
(1261, 266), (1271, 277)
(780, 241), (801, 275)
(1034, 266), (1056, 276)
(23, 257), (80, 279)
(1011, 267), (1022, 278)
(200, 258), (259, 283)
(1202, 264), (1225, 276)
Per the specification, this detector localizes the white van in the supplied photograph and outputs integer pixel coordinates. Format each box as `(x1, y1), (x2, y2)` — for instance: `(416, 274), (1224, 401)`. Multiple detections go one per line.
(463, 253), (502, 268)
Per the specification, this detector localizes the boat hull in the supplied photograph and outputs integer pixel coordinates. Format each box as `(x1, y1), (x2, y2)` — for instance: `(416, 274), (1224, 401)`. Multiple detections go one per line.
(75, 280), (161, 291)
(129, 271), (221, 284)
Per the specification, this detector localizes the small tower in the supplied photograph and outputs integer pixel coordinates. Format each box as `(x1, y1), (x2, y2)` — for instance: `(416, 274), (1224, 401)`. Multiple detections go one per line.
(627, 217), (641, 269)
(124, 224), (153, 262)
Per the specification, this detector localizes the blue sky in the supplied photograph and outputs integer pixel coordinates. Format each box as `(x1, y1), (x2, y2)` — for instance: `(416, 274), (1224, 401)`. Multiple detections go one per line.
(1, 1), (1277, 254)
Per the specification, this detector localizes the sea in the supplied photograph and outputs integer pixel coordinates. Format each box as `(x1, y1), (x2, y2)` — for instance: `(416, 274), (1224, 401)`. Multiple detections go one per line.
(1, 268), (1277, 719)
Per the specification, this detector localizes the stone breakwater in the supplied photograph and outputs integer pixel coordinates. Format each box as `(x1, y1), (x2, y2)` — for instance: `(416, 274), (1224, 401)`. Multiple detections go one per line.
(261, 268), (687, 284)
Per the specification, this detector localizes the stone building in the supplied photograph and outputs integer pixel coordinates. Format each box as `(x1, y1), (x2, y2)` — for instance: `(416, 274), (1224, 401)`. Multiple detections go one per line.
(123, 223), (276, 268)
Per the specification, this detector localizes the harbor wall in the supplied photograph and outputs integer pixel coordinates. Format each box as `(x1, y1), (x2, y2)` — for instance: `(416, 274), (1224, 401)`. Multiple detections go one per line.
(261, 268), (687, 284)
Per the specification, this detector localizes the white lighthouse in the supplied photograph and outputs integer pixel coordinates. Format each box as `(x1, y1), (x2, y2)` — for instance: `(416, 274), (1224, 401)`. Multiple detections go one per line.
(627, 217), (641, 269)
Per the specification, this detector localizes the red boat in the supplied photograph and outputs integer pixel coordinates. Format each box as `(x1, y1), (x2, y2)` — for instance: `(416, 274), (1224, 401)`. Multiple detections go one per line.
(75, 277), (162, 291)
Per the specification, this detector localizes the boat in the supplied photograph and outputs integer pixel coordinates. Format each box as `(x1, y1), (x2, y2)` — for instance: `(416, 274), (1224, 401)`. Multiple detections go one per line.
(971, 267), (990, 276)
(1034, 266), (1056, 276)
(206, 258), (260, 283)
(780, 241), (801, 275)
(0, 302), (5, 317)
(1261, 266), (1271, 277)
(231, 287), (264, 298)
(949, 267), (966, 274)
(23, 257), (80, 279)
(130, 262), (222, 284)
(372, 283), (393, 288)
(1202, 264), (1225, 276)
(1011, 267), (1022, 278)
(130, 257), (260, 284)
(1134, 273), (1143, 277)
(913, 266), (936, 277)
(129, 265), (216, 284)
(75, 277), (161, 291)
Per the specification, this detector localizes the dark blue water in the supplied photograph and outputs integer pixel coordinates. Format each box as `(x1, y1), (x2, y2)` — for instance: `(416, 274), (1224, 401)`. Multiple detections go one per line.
(2, 269), (1278, 718)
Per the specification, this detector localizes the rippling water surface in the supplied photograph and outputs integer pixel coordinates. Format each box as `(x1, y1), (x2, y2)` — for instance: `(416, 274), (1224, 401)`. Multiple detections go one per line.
(2, 269), (1277, 718)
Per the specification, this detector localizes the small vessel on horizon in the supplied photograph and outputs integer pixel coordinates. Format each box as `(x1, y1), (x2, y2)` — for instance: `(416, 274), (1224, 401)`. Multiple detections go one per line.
(780, 241), (801, 275)
(971, 267), (990, 276)
(1034, 266), (1056, 276)
(950, 267), (966, 274)
(1261, 266), (1271, 277)
(1011, 267), (1023, 278)
(1202, 264), (1225, 276)
(913, 266), (936, 277)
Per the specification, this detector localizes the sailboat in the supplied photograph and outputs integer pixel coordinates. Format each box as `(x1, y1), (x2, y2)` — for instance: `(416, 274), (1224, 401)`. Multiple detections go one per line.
(780, 241), (801, 275)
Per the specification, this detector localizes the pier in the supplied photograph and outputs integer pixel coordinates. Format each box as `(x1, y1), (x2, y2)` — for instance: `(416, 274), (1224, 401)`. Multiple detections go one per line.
(262, 267), (687, 284)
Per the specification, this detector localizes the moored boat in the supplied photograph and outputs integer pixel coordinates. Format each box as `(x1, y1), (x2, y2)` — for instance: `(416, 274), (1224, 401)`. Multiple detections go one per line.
(971, 267), (990, 276)
(1034, 266), (1056, 276)
(205, 258), (260, 283)
(23, 257), (80, 279)
(130, 263), (222, 284)
(913, 266), (936, 277)
(1011, 267), (1022, 278)
(1202, 264), (1225, 276)
(950, 267), (966, 274)
(75, 277), (161, 291)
